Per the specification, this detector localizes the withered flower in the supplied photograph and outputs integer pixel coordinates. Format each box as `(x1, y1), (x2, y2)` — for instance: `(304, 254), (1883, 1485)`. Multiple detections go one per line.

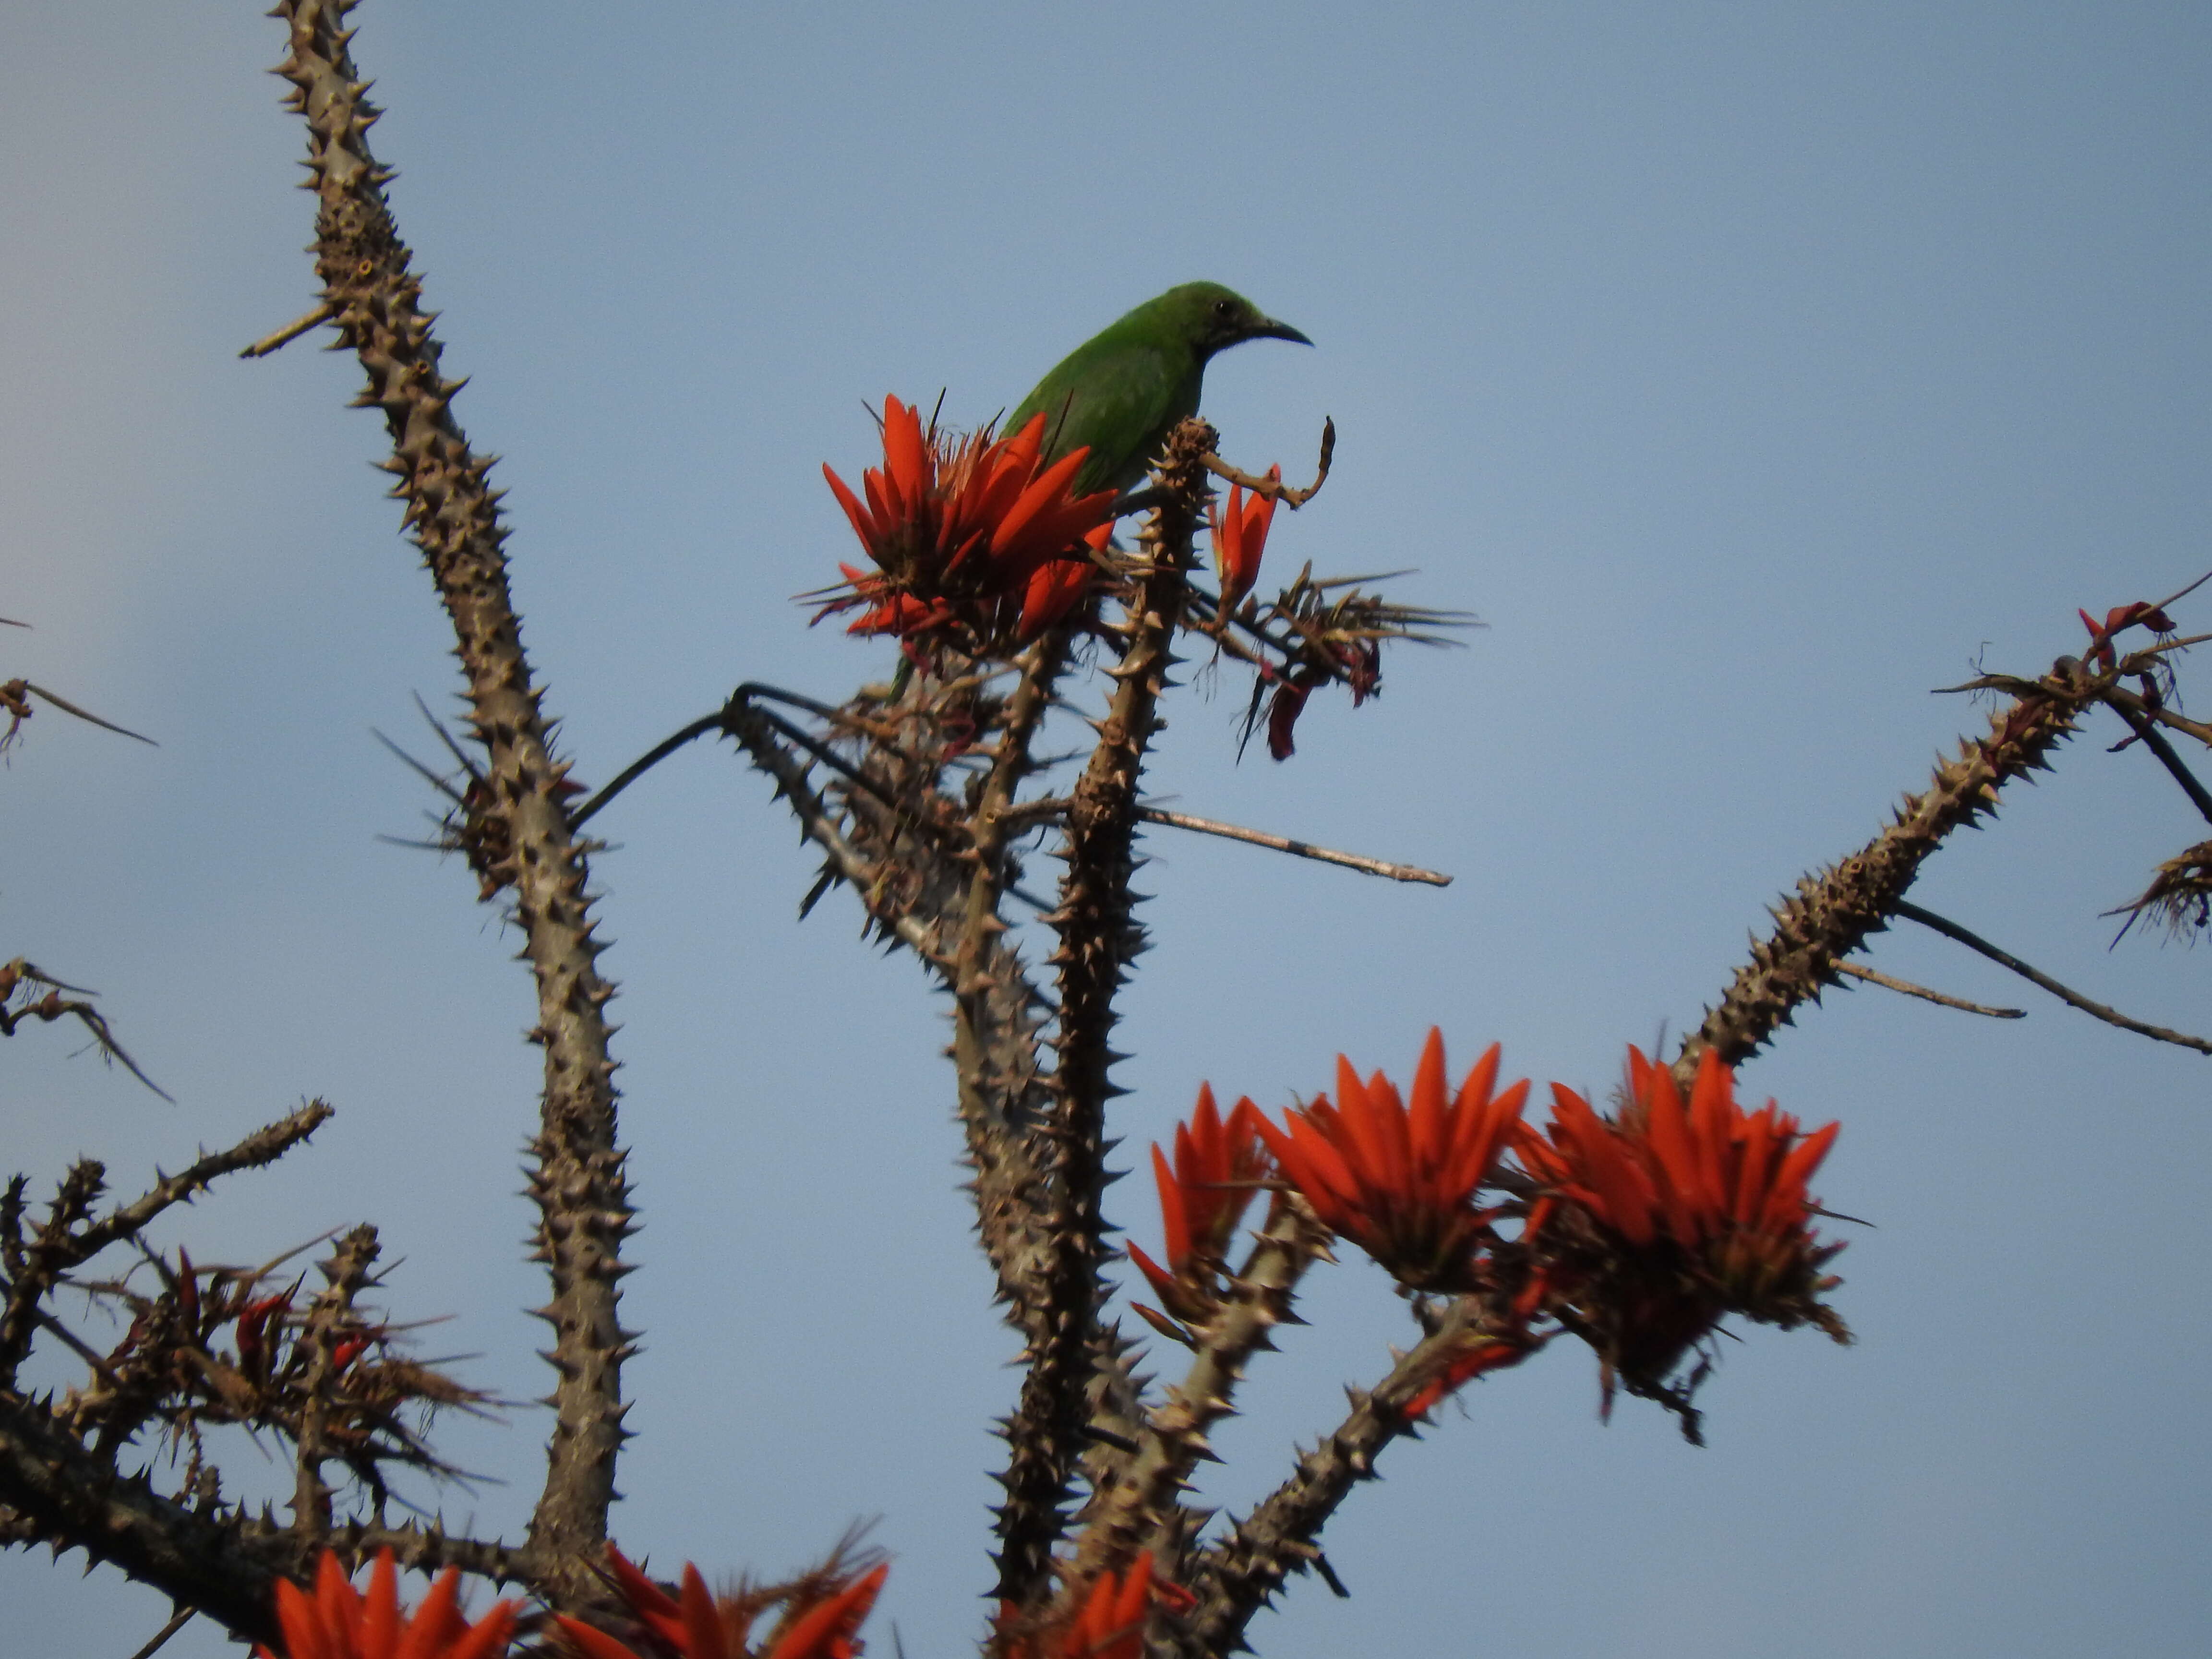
(256, 1550), (517, 1659)
(2079, 599), (2176, 669)
(1255, 1029), (1530, 1292)
(816, 397), (1119, 658)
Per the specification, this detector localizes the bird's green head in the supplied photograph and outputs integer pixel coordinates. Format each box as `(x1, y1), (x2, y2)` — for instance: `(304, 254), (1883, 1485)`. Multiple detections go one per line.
(1151, 282), (1313, 361)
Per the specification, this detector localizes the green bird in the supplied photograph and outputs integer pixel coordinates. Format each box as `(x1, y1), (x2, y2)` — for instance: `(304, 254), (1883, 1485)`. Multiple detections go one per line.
(1006, 281), (1312, 497)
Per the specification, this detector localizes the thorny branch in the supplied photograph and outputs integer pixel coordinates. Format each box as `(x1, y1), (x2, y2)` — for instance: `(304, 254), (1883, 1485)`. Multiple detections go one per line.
(268, 0), (631, 1596)
(1172, 1300), (1523, 1656)
(1066, 1197), (1331, 1599)
(0, 1103), (331, 1387)
(993, 420), (1217, 1608)
(1673, 657), (2097, 1085)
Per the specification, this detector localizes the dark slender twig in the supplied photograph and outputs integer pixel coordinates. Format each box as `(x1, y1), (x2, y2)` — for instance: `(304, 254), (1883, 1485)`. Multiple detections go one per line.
(1138, 807), (1452, 886)
(2106, 693), (2212, 826)
(123, 1606), (196, 1659)
(1895, 901), (2212, 1055)
(569, 685), (909, 830)
(1834, 962), (2024, 1019)
(567, 714), (721, 829)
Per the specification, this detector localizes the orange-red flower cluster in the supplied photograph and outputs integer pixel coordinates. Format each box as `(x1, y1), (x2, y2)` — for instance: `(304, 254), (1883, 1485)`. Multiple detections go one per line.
(1208, 468), (1279, 622)
(1255, 1030), (1530, 1292)
(1127, 1084), (1272, 1326)
(256, 1550), (517, 1659)
(557, 1548), (887, 1659)
(996, 1555), (1185, 1659)
(1515, 1047), (1847, 1406)
(817, 397), (1118, 657)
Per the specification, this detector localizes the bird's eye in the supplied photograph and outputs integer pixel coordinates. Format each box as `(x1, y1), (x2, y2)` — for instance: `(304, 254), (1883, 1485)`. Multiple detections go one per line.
(1214, 299), (1235, 317)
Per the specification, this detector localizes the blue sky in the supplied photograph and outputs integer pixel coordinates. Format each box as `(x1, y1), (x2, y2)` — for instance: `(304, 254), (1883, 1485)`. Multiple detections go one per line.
(4, 4), (2209, 1655)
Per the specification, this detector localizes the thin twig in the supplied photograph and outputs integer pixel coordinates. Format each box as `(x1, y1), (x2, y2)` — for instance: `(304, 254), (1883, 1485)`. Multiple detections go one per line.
(1201, 417), (1335, 509)
(1895, 901), (2212, 1055)
(1138, 807), (1452, 886)
(18, 683), (156, 745)
(123, 1606), (196, 1659)
(567, 713), (721, 829)
(1834, 962), (2023, 1019)
(237, 300), (337, 359)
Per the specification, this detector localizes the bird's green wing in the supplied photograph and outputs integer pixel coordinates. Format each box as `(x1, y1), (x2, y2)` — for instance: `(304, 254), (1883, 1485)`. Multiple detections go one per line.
(1008, 337), (1200, 497)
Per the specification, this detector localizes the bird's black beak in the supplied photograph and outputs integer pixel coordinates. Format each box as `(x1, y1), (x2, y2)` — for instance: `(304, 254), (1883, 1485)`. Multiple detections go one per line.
(1255, 316), (1314, 347)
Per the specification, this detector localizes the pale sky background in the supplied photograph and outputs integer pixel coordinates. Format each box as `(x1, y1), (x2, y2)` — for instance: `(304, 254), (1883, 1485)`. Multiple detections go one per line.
(4, 5), (2209, 1656)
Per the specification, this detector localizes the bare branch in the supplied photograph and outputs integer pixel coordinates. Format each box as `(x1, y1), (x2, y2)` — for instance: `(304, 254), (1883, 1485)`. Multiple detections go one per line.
(1833, 962), (2024, 1019)
(237, 301), (338, 359)
(267, 1), (631, 1594)
(1895, 901), (2212, 1055)
(1138, 807), (1452, 886)
(289, 1226), (380, 1539)
(1201, 418), (1335, 509)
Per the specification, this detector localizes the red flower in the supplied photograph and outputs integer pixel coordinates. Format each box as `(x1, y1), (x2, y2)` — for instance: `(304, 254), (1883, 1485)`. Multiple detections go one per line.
(1127, 1084), (1273, 1326)
(1208, 469), (1279, 622)
(2080, 601), (2177, 669)
(1515, 1047), (1847, 1409)
(256, 1550), (517, 1659)
(997, 1555), (1177, 1659)
(817, 398), (1119, 656)
(1254, 1029), (1530, 1292)
(558, 1548), (886, 1659)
